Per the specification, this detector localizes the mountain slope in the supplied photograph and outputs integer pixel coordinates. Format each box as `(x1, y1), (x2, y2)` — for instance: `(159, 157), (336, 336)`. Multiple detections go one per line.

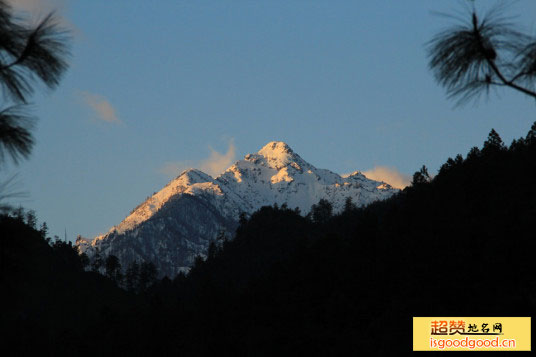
(77, 141), (398, 277)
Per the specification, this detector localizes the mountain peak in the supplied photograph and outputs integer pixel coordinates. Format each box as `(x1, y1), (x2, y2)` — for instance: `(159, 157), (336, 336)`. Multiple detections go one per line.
(79, 141), (400, 277)
(258, 141), (293, 156)
(256, 141), (299, 169)
(175, 168), (213, 184)
(179, 168), (210, 178)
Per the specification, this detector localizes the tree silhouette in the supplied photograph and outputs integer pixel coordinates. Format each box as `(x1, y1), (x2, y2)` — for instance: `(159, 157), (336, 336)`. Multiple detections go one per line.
(311, 198), (333, 224)
(105, 254), (122, 283)
(91, 248), (103, 273)
(39, 221), (48, 238)
(483, 128), (505, 150)
(526, 122), (536, 144)
(411, 165), (431, 186)
(0, 1), (70, 165)
(124, 261), (140, 292)
(138, 261), (157, 291)
(25, 209), (36, 229)
(427, 3), (536, 105)
(343, 196), (357, 213)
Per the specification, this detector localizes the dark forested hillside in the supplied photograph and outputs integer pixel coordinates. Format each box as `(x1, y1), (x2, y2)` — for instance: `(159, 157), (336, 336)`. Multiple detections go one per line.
(2, 124), (535, 355)
(0, 215), (131, 355)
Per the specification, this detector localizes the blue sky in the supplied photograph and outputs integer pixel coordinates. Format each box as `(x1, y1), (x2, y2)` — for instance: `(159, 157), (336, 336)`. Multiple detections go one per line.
(4, 0), (536, 240)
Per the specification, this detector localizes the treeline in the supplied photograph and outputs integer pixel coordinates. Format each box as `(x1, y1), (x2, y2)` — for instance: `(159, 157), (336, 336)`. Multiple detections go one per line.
(89, 249), (158, 293)
(2, 124), (536, 355)
(0, 212), (130, 355)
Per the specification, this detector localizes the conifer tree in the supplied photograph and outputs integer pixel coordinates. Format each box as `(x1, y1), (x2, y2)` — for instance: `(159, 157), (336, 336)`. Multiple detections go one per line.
(39, 221), (48, 239)
(139, 261), (157, 291)
(25, 209), (36, 229)
(526, 122), (536, 144)
(311, 199), (333, 224)
(125, 261), (140, 292)
(91, 249), (103, 273)
(343, 197), (356, 213)
(483, 129), (506, 153)
(411, 165), (431, 186)
(105, 254), (122, 283)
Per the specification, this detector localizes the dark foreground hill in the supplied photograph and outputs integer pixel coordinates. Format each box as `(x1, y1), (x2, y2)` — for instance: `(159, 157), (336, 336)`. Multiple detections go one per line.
(2, 124), (535, 355)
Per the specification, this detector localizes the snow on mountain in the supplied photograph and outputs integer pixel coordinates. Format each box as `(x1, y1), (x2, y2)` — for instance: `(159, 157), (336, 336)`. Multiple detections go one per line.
(77, 141), (399, 277)
(112, 169), (218, 235)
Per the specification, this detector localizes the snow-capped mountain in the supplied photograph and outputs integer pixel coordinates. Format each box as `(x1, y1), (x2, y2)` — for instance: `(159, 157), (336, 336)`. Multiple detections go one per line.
(77, 141), (399, 277)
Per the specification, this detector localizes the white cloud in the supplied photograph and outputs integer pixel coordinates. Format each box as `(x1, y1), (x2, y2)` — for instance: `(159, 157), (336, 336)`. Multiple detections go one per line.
(80, 91), (121, 124)
(159, 140), (237, 179)
(362, 166), (411, 189)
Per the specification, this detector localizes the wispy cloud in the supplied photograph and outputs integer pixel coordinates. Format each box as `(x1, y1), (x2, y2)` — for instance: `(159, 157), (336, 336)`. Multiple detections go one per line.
(7, 0), (77, 33)
(199, 140), (236, 177)
(8, 0), (65, 15)
(80, 91), (121, 124)
(159, 140), (237, 179)
(159, 161), (191, 177)
(362, 166), (411, 189)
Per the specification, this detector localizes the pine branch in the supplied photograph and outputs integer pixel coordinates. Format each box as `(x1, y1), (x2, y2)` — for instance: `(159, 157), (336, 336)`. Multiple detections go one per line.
(0, 104), (34, 164)
(0, 8), (70, 103)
